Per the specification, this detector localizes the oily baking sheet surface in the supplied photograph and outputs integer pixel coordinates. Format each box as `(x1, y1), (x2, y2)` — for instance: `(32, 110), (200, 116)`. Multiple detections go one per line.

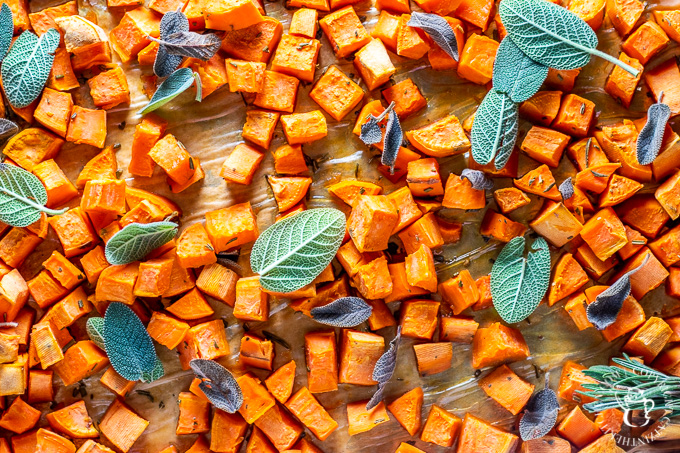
(15, 0), (680, 451)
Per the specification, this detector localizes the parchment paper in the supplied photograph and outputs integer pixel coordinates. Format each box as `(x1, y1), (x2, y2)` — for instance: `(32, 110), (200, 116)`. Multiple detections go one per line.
(12, 0), (680, 451)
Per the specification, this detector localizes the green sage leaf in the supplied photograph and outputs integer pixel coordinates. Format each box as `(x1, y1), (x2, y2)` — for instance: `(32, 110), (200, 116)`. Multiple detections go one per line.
(471, 89), (518, 170)
(86, 317), (106, 350)
(0, 163), (68, 227)
(491, 236), (551, 324)
(0, 3), (13, 63)
(154, 9), (188, 77)
(407, 12), (459, 61)
(250, 208), (346, 293)
(499, 0), (639, 76)
(105, 221), (178, 265)
(190, 359), (243, 413)
(141, 356), (165, 383)
(103, 302), (157, 381)
(1, 28), (60, 108)
(311, 297), (373, 327)
(493, 36), (548, 103)
(139, 67), (195, 114)
(636, 99), (671, 165)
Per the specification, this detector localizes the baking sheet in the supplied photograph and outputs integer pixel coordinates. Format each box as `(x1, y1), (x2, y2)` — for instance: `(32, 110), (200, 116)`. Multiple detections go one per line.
(13, 0), (680, 451)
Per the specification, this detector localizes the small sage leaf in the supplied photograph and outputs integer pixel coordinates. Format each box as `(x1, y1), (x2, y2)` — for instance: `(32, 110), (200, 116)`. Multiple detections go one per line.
(141, 356), (165, 383)
(493, 36), (549, 103)
(407, 12), (459, 61)
(0, 163), (68, 227)
(86, 317), (106, 351)
(0, 3), (13, 62)
(471, 89), (519, 170)
(491, 237), (551, 324)
(150, 31), (221, 60)
(250, 208), (346, 293)
(499, 0), (639, 76)
(1, 28), (60, 108)
(381, 108), (403, 174)
(105, 221), (178, 265)
(587, 254), (650, 330)
(367, 327), (401, 411)
(103, 302), (157, 381)
(190, 359), (243, 413)
(154, 8), (189, 77)
(558, 177), (575, 200)
(310, 297), (373, 327)
(360, 102), (394, 146)
(460, 169), (494, 190)
(519, 377), (559, 441)
(140, 67), (195, 114)
(0, 118), (19, 141)
(0, 322), (18, 328)
(636, 99), (671, 165)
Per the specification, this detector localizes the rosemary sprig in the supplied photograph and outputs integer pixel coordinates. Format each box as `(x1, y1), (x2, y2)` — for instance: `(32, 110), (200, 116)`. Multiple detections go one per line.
(578, 355), (680, 416)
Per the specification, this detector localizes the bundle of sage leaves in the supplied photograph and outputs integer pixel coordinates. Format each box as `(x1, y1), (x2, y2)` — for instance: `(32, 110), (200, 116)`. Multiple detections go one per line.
(472, 0), (640, 169)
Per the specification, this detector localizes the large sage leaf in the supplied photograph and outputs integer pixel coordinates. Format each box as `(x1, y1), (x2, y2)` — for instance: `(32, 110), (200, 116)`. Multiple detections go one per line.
(407, 12), (459, 61)
(251, 208), (346, 293)
(311, 297), (373, 327)
(491, 236), (551, 323)
(103, 303), (157, 381)
(139, 67), (196, 114)
(0, 163), (68, 227)
(493, 37), (548, 103)
(105, 221), (178, 265)
(141, 357), (165, 383)
(0, 3), (12, 63)
(2, 28), (60, 108)
(154, 9), (188, 77)
(190, 359), (243, 413)
(637, 97), (671, 165)
(499, 0), (639, 76)
(471, 89), (518, 170)
(150, 31), (221, 60)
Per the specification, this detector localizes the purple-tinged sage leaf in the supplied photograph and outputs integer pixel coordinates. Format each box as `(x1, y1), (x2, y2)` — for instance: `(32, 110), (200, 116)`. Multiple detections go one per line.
(359, 102), (395, 146)
(637, 93), (671, 166)
(310, 297), (372, 327)
(519, 375), (559, 441)
(153, 8), (188, 77)
(367, 327), (401, 410)
(407, 12), (459, 61)
(460, 168), (494, 190)
(587, 254), (650, 330)
(190, 359), (243, 413)
(558, 177), (574, 200)
(150, 31), (221, 61)
(381, 108), (403, 174)
(0, 118), (19, 141)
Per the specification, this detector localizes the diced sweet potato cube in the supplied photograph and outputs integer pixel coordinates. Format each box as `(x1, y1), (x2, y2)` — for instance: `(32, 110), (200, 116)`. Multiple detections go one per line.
(545, 67), (581, 91)
(305, 331), (337, 393)
(352, 256), (393, 299)
(493, 187), (530, 214)
(442, 173), (485, 210)
(66, 106), (107, 148)
(454, 0), (494, 29)
(556, 405), (601, 448)
(530, 201), (583, 247)
(398, 212), (444, 254)
(406, 115), (470, 158)
(552, 94), (595, 137)
(99, 399), (148, 453)
(195, 263), (238, 305)
(605, 52), (644, 108)
(109, 7), (160, 63)
(479, 364), (534, 415)
(205, 202), (258, 252)
(568, 0), (606, 29)
(354, 39), (396, 91)
(34, 88), (73, 138)
(413, 342), (452, 376)
(346, 400), (389, 436)
(611, 247), (669, 300)
(399, 299), (439, 340)
(420, 405), (461, 447)
(289, 8), (318, 38)
(457, 413), (518, 453)
(52, 341), (108, 386)
(347, 195), (398, 252)
(253, 404), (303, 451)
(396, 13), (430, 59)
(319, 6), (370, 58)
(384, 261), (428, 303)
(480, 210), (527, 243)
(221, 16), (282, 62)
(271, 35), (320, 83)
(585, 286), (646, 341)
(580, 207), (628, 260)
(371, 10), (400, 52)
(519, 90), (563, 126)
(622, 316), (672, 363)
(404, 244), (437, 292)
(220, 143), (264, 185)
(310, 65), (364, 121)
(88, 66), (130, 110)
(457, 34), (499, 85)
(280, 110), (327, 144)
(407, 158), (444, 197)
(472, 322), (529, 369)
(382, 78), (427, 119)
(32, 159), (78, 209)
(439, 269), (479, 315)
(339, 329), (383, 385)
(203, 0), (263, 31)
(49, 208), (97, 258)
(239, 333), (274, 370)
(596, 120), (652, 182)
(285, 387), (338, 441)
(242, 110), (279, 149)
(521, 126), (570, 167)
(253, 70), (299, 113)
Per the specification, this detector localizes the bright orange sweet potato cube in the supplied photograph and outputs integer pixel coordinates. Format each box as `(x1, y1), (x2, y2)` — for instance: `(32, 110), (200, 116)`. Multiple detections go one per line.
(398, 212), (444, 254)
(520, 126), (570, 167)
(280, 110), (328, 144)
(472, 322), (529, 369)
(530, 201), (583, 247)
(439, 269), (479, 315)
(52, 341), (109, 386)
(88, 66), (131, 110)
(319, 6), (371, 58)
(479, 364), (535, 415)
(289, 8), (318, 38)
(552, 94), (595, 138)
(233, 276), (268, 322)
(310, 66), (364, 121)
(81, 179), (127, 216)
(226, 59), (266, 93)
(457, 34), (499, 85)
(352, 256), (393, 299)
(271, 35), (321, 83)
(457, 413), (519, 453)
(203, 0), (263, 31)
(339, 329), (384, 385)
(205, 202), (259, 252)
(253, 70), (299, 113)
(382, 78), (427, 119)
(371, 10), (400, 52)
(605, 52), (643, 108)
(65, 106), (107, 148)
(148, 134), (195, 186)
(397, 14), (430, 59)
(347, 195), (398, 252)
(34, 88), (73, 138)
(305, 331), (338, 393)
(110, 7), (160, 63)
(32, 159), (78, 208)
(399, 299), (439, 340)
(580, 207), (628, 261)
(220, 143), (264, 185)
(622, 21), (669, 64)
